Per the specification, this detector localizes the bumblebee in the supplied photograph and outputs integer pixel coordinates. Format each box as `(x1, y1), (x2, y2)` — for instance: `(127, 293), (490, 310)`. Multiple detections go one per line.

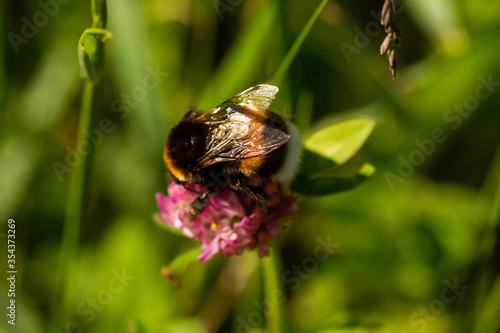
(163, 84), (301, 218)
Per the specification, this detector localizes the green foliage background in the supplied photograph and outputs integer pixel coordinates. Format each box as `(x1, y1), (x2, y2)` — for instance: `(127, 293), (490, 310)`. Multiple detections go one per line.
(1, 0), (499, 332)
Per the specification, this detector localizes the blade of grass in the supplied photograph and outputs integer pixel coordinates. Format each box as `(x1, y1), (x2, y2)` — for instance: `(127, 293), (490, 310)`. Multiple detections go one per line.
(261, 246), (285, 333)
(272, 0), (328, 86)
(471, 167), (500, 333)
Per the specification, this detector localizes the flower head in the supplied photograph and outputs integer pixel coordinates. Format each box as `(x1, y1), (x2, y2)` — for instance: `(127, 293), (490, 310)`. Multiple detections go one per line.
(155, 181), (298, 262)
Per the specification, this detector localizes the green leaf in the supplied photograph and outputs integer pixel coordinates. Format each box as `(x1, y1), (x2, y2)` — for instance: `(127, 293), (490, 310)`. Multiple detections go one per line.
(293, 117), (377, 196)
(167, 248), (201, 275)
(291, 162), (376, 196)
(304, 117), (376, 165)
(162, 248), (201, 288)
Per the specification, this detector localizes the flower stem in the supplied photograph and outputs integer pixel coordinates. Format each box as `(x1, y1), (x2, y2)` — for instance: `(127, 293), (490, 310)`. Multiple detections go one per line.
(272, 0), (328, 85)
(50, 0), (109, 329)
(57, 79), (101, 320)
(262, 246), (285, 333)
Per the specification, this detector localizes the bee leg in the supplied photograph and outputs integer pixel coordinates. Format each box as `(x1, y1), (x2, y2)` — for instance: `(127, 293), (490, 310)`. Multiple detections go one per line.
(230, 182), (268, 215)
(188, 187), (218, 220)
(182, 183), (202, 194)
(245, 186), (269, 214)
(230, 182), (266, 201)
(246, 186), (267, 202)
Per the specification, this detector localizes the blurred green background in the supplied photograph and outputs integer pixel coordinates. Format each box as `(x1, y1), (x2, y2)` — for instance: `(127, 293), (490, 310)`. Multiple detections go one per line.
(1, 0), (500, 332)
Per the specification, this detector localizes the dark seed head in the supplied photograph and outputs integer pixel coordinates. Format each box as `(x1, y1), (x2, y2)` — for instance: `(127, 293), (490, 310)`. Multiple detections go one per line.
(380, 33), (392, 55)
(384, 10), (392, 30)
(381, 2), (390, 25)
(379, 0), (401, 78)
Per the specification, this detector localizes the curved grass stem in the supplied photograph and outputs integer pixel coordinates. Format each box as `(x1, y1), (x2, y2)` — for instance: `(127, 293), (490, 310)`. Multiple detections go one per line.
(272, 0), (328, 85)
(50, 0), (109, 330)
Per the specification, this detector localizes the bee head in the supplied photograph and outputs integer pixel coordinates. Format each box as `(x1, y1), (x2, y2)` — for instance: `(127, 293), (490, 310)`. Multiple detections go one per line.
(164, 120), (208, 182)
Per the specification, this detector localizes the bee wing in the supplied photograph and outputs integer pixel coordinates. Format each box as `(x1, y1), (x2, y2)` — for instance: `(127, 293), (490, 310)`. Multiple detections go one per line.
(231, 84), (279, 110)
(194, 104), (289, 170)
(207, 84), (279, 118)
